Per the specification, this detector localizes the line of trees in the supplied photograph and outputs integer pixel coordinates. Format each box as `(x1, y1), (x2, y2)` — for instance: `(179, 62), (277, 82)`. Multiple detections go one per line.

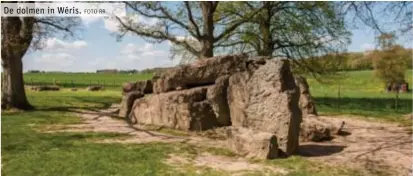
(295, 46), (412, 73)
(1, 1), (412, 110)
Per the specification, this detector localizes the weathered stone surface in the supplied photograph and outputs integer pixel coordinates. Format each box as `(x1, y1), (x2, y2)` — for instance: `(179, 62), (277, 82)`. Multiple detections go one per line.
(225, 127), (279, 159)
(122, 82), (137, 94)
(295, 76), (318, 116)
(119, 91), (144, 118)
(300, 117), (336, 142)
(207, 75), (231, 126)
(153, 54), (248, 93)
(227, 59), (302, 156)
(136, 80), (153, 94)
(129, 86), (219, 131)
(86, 86), (104, 91)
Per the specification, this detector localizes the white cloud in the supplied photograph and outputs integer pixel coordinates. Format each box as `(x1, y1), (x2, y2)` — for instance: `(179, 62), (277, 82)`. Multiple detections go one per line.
(34, 53), (76, 69)
(110, 43), (174, 70)
(121, 43), (166, 58)
(44, 38), (88, 51)
(102, 14), (159, 33)
(361, 43), (375, 51)
(81, 16), (101, 26)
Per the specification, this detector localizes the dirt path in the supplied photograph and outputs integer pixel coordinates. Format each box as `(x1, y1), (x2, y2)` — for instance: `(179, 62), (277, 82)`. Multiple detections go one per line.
(299, 116), (412, 175)
(42, 105), (412, 175)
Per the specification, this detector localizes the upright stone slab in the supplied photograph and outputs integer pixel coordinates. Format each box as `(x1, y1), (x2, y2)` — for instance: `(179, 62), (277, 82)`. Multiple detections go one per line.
(118, 91), (144, 118)
(136, 79), (153, 94)
(295, 76), (318, 116)
(153, 54), (248, 94)
(227, 59), (302, 156)
(206, 75), (231, 126)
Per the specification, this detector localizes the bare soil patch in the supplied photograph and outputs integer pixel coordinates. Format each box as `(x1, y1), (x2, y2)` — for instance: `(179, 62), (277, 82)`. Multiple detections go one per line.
(166, 153), (288, 175)
(299, 115), (412, 175)
(42, 105), (412, 175)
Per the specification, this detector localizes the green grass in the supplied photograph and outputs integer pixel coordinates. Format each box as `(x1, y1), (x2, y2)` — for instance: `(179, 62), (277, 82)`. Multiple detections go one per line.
(306, 69), (412, 122)
(2, 91), (364, 175)
(3, 69), (408, 175)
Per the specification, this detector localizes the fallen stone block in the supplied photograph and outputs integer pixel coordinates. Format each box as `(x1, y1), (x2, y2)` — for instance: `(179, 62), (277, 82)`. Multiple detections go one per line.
(129, 86), (220, 131)
(86, 86), (104, 91)
(32, 86), (60, 91)
(225, 127), (279, 159)
(300, 117), (336, 142)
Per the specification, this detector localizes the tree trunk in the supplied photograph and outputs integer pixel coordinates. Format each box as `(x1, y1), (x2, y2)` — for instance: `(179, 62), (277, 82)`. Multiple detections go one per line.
(258, 2), (274, 57)
(1, 17), (35, 110)
(2, 54), (33, 110)
(200, 2), (216, 59)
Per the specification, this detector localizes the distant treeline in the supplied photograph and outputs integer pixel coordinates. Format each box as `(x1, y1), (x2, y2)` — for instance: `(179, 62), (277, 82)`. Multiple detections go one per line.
(295, 47), (412, 73)
(27, 48), (412, 75)
(27, 67), (172, 74)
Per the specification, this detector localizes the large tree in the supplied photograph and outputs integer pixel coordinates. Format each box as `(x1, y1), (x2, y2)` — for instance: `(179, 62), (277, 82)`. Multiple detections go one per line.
(113, 1), (261, 59)
(1, 8), (81, 110)
(218, 2), (351, 74)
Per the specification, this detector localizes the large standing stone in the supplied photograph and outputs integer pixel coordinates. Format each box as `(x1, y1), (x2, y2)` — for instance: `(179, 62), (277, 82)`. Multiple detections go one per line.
(227, 59), (302, 156)
(207, 75), (231, 126)
(153, 54), (248, 94)
(119, 91), (144, 118)
(295, 76), (318, 116)
(129, 86), (219, 131)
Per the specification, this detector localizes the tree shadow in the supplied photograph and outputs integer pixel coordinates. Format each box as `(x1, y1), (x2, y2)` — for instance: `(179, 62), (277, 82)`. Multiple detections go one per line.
(296, 144), (347, 157)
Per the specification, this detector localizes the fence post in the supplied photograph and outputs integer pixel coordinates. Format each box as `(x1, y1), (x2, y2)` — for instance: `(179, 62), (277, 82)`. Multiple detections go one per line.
(337, 83), (341, 111)
(30, 78), (33, 86)
(395, 90), (399, 111)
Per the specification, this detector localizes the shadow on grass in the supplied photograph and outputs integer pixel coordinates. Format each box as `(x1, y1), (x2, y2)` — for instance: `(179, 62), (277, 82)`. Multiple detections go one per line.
(315, 97), (412, 116)
(297, 144), (346, 157)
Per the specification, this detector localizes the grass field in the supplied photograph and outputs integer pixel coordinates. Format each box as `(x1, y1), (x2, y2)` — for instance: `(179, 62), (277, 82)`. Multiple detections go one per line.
(307, 69), (412, 122)
(2, 91), (364, 175)
(23, 72), (153, 90)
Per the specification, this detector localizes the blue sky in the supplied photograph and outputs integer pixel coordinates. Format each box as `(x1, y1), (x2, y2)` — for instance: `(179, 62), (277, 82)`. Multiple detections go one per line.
(22, 7), (412, 73)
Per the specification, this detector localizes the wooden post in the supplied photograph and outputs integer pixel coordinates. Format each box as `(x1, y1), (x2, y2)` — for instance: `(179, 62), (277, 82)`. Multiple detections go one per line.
(71, 80), (74, 88)
(338, 82), (341, 111)
(53, 78), (56, 86)
(395, 89), (399, 111)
